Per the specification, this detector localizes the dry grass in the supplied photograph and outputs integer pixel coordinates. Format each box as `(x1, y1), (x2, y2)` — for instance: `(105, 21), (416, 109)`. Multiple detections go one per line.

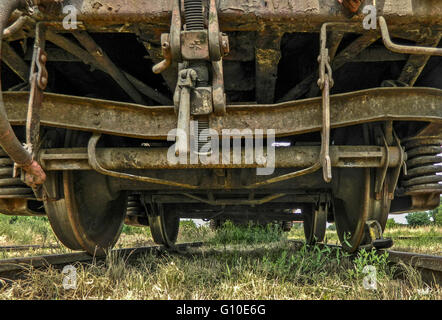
(0, 218), (440, 300)
(1, 241), (440, 300)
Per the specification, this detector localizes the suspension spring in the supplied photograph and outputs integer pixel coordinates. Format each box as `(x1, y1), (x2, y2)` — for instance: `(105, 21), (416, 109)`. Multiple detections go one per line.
(0, 148), (34, 198)
(195, 119), (211, 154)
(184, 0), (204, 31)
(401, 136), (442, 195)
(125, 193), (145, 217)
(184, 0), (210, 87)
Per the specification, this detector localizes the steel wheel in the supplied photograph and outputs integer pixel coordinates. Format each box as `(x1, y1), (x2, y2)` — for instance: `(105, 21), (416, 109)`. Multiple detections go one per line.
(44, 131), (127, 255)
(44, 173), (83, 251)
(147, 203), (180, 247)
(303, 204), (327, 244)
(333, 167), (390, 252)
(45, 170), (126, 255)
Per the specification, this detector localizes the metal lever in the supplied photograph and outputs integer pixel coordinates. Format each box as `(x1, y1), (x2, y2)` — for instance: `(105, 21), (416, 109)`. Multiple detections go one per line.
(175, 69), (197, 156)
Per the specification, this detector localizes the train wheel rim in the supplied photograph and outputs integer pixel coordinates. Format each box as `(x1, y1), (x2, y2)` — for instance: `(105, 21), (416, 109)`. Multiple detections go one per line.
(333, 168), (390, 253)
(62, 171), (127, 255)
(45, 131), (126, 255)
(148, 203), (180, 247)
(303, 204), (327, 244)
(44, 172), (83, 251)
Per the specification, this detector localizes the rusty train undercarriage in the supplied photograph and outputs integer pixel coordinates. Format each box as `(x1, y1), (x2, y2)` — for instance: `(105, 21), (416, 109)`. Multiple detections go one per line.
(0, 0), (441, 254)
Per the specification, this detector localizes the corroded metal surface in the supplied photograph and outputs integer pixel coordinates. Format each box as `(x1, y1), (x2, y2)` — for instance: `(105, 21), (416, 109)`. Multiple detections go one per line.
(0, 0), (46, 188)
(39, 145), (402, 171)
(3, 87), (441, 139)
(40, 0), (442, 32)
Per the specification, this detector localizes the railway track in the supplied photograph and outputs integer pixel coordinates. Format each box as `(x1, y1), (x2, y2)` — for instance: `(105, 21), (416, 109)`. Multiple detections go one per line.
(390, 236), (442, 241)
(289, 239), (442, 285)
(0, 245), (60, 252)
(386, 250), (442, 285)
(0, 242), (204, 280)
(0, 240), (440, 286)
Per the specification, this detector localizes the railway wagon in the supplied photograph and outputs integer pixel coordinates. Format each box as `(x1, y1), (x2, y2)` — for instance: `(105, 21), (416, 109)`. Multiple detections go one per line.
(0, 0), (441, 254)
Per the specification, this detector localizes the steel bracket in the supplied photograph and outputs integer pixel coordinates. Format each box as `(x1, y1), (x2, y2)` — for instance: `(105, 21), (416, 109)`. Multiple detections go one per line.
(153, 0), (228, 115)
(374, 126), (390, 199)
(174, 68), (196, 156)
(365, 219), (394, 249)
(374, 124), (406, 200)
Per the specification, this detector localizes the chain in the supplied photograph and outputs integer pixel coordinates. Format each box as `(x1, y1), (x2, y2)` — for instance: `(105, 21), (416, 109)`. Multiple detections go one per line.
(317, 23), (334, 183)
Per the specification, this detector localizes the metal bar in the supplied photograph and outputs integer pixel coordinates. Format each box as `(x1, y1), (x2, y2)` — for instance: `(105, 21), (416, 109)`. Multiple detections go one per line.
(88, 133), (199, 189)
(255, 30), (282, 103)
(331, 32), (381, 69)
(26, 22), (47, 156)
(39, 145), (402, 171)
(3, 87), (442, 140)
(379, 16), (442, 56)
(72, 31), (146, 105)
(398, 32), (442, 86)
(306, 30), (344, 98)
(181, 193), (287, 206)
(280, 32), (380, 101)
(352, 47), (407, 62)
(38, 0), (442, 32)
(45, 30), (171, 105)
(175, 86), (191, 156)
(3, 15), (27, 38)
(1, 41), (29, 81)
(142, 39), (178, 92)
(123, 72), (172, 105)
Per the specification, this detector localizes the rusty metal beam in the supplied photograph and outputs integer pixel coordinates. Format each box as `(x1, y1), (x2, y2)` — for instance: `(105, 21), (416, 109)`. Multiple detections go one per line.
(398, 32), (442, 86)
(1, 41), (28, 82)
(255, 30), (282, 103)
(72, 31), (146, 105)
(39, 145), (402, 171)
(3, 87), (441, 139)
(280, 32), (380, 101)
(45, 30), (171, 105)
(40, 0), (442, 33)
(331, 33), (381, 69)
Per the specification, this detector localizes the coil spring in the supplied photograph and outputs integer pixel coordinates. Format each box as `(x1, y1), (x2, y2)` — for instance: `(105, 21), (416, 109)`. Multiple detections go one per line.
(0, 149), (34, 199)
(125, 193), (145, 217)
(184, 0), (204, 31)
(402, 136), (442, 195)
(195, 119), (211, 154)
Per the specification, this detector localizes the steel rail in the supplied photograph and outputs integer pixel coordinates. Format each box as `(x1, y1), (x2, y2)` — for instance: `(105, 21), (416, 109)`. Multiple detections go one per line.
(391, 236), (442, 241)
(289, 239), (442, 285)
(1, 240), (440, 285)
(0, 241), (204, 279)
(0, 244), (59, 252)
(385, 250), (442, 285)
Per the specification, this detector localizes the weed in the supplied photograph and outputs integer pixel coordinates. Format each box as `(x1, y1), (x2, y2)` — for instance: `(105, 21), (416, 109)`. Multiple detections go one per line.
(209, 220), (286, 246)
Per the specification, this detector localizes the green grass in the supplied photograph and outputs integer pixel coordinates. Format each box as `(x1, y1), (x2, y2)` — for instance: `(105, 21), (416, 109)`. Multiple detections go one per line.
(208, 221), (286, 246)
(0, 215), (56, 246)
